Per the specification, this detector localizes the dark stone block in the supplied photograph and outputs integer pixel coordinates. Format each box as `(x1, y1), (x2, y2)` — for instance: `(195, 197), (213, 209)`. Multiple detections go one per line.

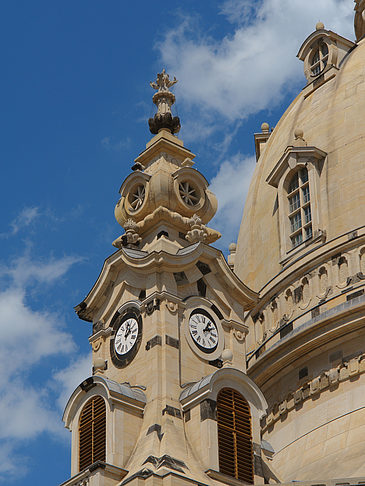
(145, 335), (162, 351)
(280, 322), (293, 339)
(200, 399), (216, 421)
(162, 405), (182, 418)
(211, 304), (223, 320)
(197, 278), (206, 297)
(166, 335), (179, 349)
(196, 261), (211, 275)
(346, 289), (364, 301)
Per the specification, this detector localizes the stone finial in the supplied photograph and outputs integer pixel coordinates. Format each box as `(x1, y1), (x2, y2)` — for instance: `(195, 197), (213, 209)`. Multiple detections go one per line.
(94, 357), (107, 372)
(294, 128), (307, 147)
(150, 69), (178, 92)
(148, 69), (181, 135)
(316, 21), (325, 30)
(228, 242), (237, 269)
(261, 122), (270, 134)
(221, 349), (233, 367)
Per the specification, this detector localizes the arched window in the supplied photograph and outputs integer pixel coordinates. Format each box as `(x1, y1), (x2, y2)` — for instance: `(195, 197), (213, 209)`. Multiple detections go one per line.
(79, 396), (106, 471)
(310, 40), (329, 76)
(217, 388), (254, 484)
(287, 168), (312, 248)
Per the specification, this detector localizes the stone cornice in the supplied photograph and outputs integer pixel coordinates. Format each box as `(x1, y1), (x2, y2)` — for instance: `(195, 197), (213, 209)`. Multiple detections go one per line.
(59, 462), (128, 486)
(63, 376), (146, 428)
(297, 29), (356, 61)
(134, 132), (195, 168)
(266, 145), (327, 188)
(75, 243), (258, 322)
(262, 349), (365, 432)
(248, 295), (365, 387)
(256, 227), (365, 305)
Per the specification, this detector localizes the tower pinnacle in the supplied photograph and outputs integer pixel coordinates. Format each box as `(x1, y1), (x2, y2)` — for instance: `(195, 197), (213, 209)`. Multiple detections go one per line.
(148, 69), (181, 134)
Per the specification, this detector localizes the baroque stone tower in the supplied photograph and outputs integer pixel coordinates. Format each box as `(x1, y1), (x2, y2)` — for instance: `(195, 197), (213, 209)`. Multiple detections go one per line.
(60, 72), (268, 486)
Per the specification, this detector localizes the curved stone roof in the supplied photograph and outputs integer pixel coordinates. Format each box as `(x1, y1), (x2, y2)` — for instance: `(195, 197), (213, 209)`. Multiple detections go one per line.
(62, 375), (146, 427)
(179, 367), (267, 414)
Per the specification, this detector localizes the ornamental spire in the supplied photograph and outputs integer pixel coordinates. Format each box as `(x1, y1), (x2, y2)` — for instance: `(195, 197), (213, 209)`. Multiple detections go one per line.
(148, 69), (181, 134)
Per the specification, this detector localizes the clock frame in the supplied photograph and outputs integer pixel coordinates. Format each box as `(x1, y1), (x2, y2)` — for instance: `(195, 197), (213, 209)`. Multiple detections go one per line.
(109, 310), (142, 368)
(189, 308), (219, 354)
(184, 301), (225, 361)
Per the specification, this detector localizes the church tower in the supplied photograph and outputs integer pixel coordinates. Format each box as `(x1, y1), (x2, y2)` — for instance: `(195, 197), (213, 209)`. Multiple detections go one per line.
(60, 72), (268, 486)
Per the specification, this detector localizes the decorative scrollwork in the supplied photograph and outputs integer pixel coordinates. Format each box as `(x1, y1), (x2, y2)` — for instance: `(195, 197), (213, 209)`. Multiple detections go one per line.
(165, 301), (178, 314)
(92, 338), (102, 352)
(233, 329), (245, 342)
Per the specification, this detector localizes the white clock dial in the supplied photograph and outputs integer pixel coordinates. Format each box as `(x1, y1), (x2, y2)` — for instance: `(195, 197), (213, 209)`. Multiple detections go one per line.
(189, 312), (219, 352)
(114, 317), (139, 356)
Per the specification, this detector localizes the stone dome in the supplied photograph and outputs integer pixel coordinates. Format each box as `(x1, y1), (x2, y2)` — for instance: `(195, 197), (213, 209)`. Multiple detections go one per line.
(235, 37), (365, 291)
(234, 32), (365, 482)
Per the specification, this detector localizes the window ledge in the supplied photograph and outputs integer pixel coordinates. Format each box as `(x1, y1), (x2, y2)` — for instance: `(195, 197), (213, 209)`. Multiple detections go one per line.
(303, 67), (337, 98)
(205, 469), (252, 486)
(60, 463), (128, 486)
(280, 229), (326, 267)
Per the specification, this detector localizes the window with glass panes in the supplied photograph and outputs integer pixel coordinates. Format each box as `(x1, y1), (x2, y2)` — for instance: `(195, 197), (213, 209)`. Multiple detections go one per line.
(311, 40), (329, 76)
(287, 168), (312, 248)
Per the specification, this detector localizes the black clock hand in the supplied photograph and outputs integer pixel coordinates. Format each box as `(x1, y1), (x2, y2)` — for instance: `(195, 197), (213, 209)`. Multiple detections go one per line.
(124, 322), (131, 338)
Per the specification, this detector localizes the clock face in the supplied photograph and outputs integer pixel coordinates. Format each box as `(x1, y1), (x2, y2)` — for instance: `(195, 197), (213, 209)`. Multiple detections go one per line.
(114, 317), (139, 356)
(110, 310), (142, 368)
(189, 310), (219, 353)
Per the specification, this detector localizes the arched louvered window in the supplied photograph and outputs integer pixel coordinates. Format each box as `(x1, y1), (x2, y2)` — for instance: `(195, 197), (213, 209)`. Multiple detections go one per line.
(79, 396), (106, 471)
(217, 388), (254, 484)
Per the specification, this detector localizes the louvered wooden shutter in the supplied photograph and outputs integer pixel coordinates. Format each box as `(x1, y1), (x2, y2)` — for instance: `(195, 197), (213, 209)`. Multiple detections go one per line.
(217, 388), (254, 484)
(79, 396), (106, 471)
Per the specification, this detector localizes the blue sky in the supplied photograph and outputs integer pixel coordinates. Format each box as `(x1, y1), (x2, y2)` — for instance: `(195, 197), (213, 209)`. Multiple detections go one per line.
(0, 1), (355, 484)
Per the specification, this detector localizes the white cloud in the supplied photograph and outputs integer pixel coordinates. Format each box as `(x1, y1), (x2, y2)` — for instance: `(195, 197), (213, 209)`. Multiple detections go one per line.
(0, 442), (28, 481)
(210, 153), (256, 251)
(219, 0), (258, 25)
(158, 0), (354, 133)
(0, 253), (89, 480)
(0, 287), (75, 377)
(11, 207), (40, 233)
(101, 136), (131, 151)
(0, 253), (83, 288)
(53, 354), (92, 412)
(0, 206), (40, 238)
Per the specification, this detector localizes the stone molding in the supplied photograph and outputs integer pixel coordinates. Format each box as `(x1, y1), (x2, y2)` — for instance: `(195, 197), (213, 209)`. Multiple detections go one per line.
(75, 242), (258, 323)
(247, 233), (365, 358)
(59, 462), (127, 486)
(262, 350), (365, 431)
(180, 367), (267, 416)
(63, 376), (146, 428)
